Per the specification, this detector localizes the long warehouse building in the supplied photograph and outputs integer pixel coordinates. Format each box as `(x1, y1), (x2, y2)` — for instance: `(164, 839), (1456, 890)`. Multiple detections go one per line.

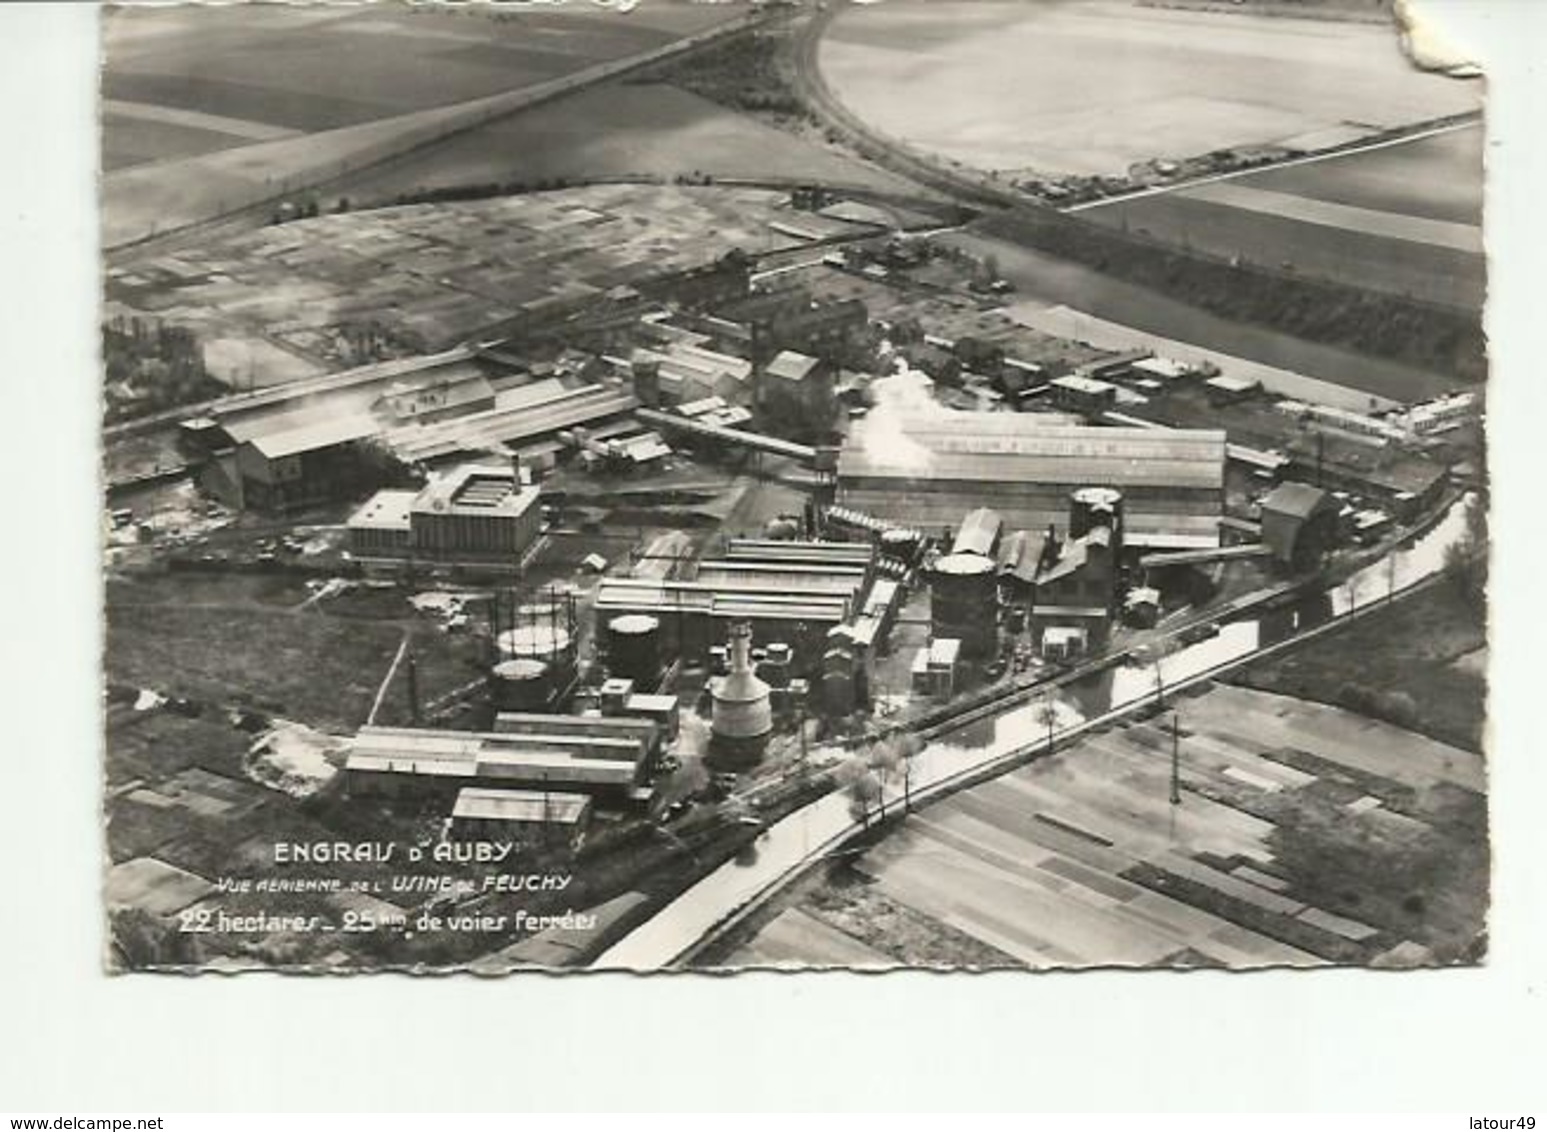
(837, 414), (1227, 549)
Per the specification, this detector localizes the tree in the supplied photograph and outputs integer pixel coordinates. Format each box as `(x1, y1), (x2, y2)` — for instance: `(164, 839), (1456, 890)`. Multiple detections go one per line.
(1444, 496), (1488, 612)
(1034, 695), (1059, 754)
(867, 736), (903, 820)
(835, 753), (882, 828)
(849, 770), (883, 828)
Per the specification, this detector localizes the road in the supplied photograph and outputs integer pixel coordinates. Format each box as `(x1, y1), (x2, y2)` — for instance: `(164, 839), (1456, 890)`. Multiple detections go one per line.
(591, 495), (1473, 968)
(1065, 118), (1482, 215)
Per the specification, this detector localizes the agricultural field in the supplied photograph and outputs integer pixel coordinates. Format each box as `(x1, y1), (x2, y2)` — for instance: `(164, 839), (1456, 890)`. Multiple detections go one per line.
(818, 0), (1479, 180)
(1083, 126), (1485, 310)
(332, 81), (914, 207)
(101, 1), (735, 169)
(720, 683), (1488, 969)
(99, 1), (746, 246)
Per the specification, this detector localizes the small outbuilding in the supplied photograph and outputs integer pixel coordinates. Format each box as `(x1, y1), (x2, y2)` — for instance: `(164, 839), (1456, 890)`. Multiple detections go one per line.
(450, 787), (593, 853)
(1260, 482), (1340, 569)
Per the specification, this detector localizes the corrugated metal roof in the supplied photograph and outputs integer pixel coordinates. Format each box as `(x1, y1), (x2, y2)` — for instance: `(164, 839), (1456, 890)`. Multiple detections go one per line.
(386, 385), (637, 463)
(839, 420), (1226, 490)
(453, 788), (591, 825)
(245, 413), (381, 460)
(725, 539), (874, 565)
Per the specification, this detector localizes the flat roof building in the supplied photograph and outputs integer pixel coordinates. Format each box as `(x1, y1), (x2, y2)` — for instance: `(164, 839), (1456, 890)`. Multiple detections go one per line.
(347, 464), (541, 566)
(344, 724), (652, 805)
(450, 788), (593, 851)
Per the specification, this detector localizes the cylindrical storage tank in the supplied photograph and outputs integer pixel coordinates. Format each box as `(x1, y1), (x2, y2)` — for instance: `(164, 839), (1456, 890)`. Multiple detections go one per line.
(516, 599), (559, 622)
(497, 624), (574, 665)
(606, 613), (662, 688)
(489, 658), (552, 712)
(822, 669), (856, 717)
(822, 644), (855, 676)
(930, 552), (997, 659)
(1070, 487), (1125, 542)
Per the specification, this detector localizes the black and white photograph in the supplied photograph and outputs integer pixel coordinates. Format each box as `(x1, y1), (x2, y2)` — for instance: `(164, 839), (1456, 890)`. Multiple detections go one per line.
(96, 0), (1490, 977)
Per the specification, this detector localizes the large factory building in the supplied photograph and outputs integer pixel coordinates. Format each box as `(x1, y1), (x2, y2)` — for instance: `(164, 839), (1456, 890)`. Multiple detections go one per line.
(347, 464), (542, 568)
(837, 415), (1227, 550)
(593, 538), (876, 671)
(343, 714), (661, 807)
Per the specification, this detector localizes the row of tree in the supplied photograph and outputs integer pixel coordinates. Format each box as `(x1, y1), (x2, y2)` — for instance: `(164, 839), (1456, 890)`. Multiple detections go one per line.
(102, 315), (222, 422)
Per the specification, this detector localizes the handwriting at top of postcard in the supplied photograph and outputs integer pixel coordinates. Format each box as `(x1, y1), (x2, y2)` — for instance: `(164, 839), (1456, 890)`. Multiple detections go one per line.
(99, 0), (1486, 974)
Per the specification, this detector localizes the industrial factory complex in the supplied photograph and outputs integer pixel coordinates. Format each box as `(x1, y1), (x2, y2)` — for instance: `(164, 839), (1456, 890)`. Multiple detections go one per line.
(106, 167), (1485, 974)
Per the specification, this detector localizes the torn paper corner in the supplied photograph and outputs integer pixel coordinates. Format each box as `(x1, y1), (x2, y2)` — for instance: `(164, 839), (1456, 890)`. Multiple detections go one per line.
(1395, 0), (1484, 78)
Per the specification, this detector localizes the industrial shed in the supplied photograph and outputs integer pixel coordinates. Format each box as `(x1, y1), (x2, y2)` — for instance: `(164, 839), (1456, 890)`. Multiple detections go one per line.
(450, 788), (592, 852)
(1259, 482), (1340, 569)
(837, 415), (1226, 550)
(593, 578), (855, 669)
(342, 726), (651, 806)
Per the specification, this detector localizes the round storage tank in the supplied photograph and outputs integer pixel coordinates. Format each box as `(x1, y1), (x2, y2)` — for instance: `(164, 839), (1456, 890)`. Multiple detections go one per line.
(1070, 487), (1125, 541)
(490, 658), (552, 712)
(497, 625), (574, 665)
(930, 552), (997, 659)
(822, 669), (856, 717)
(607, 613), (662, 688)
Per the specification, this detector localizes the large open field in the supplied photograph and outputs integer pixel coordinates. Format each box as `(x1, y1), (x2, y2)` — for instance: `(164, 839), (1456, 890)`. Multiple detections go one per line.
(101, 2), (733, 171)
(720, 682), (1488, 969)
(331, 81), (915, 206)
(1082, 125), (1485, 310)
(99, 2), (747, 246)
(818, 0), (1480, 179)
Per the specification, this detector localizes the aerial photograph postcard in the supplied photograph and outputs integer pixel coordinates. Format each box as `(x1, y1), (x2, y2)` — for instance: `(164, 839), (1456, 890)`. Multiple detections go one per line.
(99, 0), (1488, 973)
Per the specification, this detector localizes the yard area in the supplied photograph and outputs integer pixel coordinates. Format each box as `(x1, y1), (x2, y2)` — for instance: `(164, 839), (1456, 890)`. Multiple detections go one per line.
(105, 183), (876, 385)
(104, 570), (487, 732)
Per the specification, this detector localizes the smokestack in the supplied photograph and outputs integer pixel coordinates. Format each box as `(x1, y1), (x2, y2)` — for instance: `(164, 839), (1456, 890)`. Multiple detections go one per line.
(729, 621), (753, 675)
